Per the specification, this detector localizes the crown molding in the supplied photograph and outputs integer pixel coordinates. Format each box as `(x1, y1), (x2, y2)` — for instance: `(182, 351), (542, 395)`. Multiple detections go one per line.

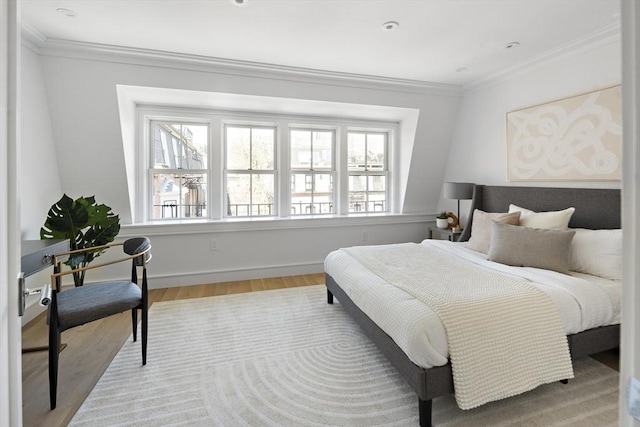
(464, 22), (621, 93)
(20, 20), (619, 97)
(22, 33), (462, 97)
(20, 21), (45, 54)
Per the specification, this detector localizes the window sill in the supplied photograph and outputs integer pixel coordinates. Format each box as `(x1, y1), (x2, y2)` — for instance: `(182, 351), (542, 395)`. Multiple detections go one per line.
(120, 213), (430, 237)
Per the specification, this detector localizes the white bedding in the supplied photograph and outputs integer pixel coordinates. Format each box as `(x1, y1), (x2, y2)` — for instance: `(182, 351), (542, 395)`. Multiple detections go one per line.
(324, 239), (621, 370)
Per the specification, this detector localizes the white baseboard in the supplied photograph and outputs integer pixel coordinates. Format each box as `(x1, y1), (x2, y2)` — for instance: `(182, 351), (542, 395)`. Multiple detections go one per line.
(147, 262), (324, 289)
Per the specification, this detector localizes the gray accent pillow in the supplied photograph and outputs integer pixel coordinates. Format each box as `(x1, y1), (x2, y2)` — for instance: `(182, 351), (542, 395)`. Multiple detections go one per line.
(487, 221), (576, 274)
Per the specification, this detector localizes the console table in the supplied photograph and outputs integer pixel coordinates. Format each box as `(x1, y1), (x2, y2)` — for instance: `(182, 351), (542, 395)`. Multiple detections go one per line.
(21, 239), (69, 353)
(21, 239), (69, 278)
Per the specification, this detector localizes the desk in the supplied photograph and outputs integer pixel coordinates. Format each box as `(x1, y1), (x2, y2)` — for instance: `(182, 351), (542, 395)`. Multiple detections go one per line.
(21, 239), (69, 353)
(428, 226), (463, 242)
(21, 239), (70, 277)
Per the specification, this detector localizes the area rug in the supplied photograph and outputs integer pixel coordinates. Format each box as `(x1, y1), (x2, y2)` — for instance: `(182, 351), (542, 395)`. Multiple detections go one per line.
(70, 285), (618, 426)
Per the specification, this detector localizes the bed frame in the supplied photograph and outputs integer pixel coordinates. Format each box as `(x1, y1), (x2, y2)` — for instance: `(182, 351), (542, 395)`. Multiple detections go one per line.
(326, 185), (621, 427)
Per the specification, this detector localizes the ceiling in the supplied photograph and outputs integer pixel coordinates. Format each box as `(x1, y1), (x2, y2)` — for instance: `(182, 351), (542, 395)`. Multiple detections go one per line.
(21, 0), (621, 86)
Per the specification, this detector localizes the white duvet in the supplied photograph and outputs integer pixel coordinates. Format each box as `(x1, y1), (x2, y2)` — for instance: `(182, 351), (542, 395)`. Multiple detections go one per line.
(324, 239), (621, 369)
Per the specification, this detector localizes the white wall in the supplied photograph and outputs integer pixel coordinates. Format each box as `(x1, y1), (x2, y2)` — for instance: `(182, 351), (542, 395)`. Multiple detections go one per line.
(19, 44), (65, 324)
(20, 44), (62, 240)
(17, 45), (460, 289)
(37, 50), (461, 223)
(442, 38), (622, 224)
(117, 216), (430, 289)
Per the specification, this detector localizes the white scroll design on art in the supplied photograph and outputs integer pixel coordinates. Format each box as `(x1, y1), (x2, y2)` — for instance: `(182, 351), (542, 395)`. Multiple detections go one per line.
(507, 87), (621, 181)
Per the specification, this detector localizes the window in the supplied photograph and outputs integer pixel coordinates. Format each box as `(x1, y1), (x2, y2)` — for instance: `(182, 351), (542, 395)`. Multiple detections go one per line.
(348, 131), (388, 212)
(149, 122), (208, 219)
(290, 129), (334, 215)
(225, 125), (276, 217)
(143, 108), (394, 221)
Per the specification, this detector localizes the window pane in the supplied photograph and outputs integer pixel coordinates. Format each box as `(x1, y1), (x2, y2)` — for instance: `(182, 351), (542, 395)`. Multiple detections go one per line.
(172, 136), (180, 168)
(153, 123), (207, 169)
(182, 174), (207, 217)
(291, 173), (312, 214)
(348, 175), (366, 212)
(349, 174), (365, 191)
(227, 127), (251, 170)
(367, 175), (386, 212)
(252, 128), (275, 170)
(290, 130), (311, 169)
(151, 172), (207, 219)
(313, 173), (333, 213)
(291, 173), (307, 196)
(348, 133), (366, 170)
(367, 134), (385, 171)
(181, 125), (208, 170)
(347, 174), (387, 213)
(152, 173), (181, 218)
(252, 174), (275, 216)
(291, 173), (333, 215)
(312, 131), (333, 169)
(227, 173), (251, 216)
(153, 126), (167, 167)
(227, 173), (274, 217)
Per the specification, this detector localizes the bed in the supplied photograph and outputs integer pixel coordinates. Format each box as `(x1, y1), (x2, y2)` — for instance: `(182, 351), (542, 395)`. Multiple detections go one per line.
(324, 185), (621, 427)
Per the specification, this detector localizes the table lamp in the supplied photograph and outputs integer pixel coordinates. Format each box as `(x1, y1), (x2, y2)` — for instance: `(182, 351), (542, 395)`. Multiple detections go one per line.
(443, 182), (474, 229)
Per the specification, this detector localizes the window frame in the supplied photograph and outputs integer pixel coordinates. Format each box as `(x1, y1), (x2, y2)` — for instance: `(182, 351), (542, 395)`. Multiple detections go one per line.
(347, 130), (390, 213)
(289, 127), (336, 216)
(137, 106), (397, 223)
(147, 119), (211, 221)
(223, 123), (278, 218)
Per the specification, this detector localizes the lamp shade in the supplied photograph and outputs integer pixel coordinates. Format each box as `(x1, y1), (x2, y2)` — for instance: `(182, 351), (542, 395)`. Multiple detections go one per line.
(443, 182), (474, 200)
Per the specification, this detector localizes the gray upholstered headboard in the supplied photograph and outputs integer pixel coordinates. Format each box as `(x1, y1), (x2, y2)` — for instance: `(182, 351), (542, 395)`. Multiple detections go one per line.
(458, 185), (621, 242)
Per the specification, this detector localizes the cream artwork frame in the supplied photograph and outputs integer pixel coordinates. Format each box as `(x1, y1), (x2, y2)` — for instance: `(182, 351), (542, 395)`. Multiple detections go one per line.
(506, 85), (622, 181)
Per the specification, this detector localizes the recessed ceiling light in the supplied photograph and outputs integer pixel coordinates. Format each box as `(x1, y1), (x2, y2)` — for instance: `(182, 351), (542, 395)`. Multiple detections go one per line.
(56, 8), (77, 18)
(231, 0), (248, 6)
(382, 21), (399, 31)
(505, 42), (520, 49)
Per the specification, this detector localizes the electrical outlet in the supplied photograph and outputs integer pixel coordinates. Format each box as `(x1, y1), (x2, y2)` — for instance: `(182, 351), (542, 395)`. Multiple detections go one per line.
(362, 231), (368, 241)
(210, 239), (219, 251)
(627, 377), (640, 420)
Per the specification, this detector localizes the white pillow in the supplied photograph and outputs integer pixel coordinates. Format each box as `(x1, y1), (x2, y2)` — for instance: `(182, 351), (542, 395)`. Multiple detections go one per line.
(466, 210), (521, 254)
(569, 228), (622, 280)
(508, 204), (575, 230)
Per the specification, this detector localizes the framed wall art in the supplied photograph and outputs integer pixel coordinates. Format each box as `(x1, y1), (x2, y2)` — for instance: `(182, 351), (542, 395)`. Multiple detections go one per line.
(506, 85), (621, 181)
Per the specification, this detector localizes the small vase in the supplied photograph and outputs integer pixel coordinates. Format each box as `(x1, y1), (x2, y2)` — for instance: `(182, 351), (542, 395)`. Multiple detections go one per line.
(436, 218), (449, 229)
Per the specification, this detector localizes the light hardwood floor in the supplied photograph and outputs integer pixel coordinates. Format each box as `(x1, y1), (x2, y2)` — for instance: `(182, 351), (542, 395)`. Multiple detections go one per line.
(21, 273), (324, 427)
(22, 272), (618, 427)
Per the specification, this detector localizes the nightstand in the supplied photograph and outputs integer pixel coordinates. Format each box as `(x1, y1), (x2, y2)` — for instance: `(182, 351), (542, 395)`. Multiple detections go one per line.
(428, 226), (463, 242)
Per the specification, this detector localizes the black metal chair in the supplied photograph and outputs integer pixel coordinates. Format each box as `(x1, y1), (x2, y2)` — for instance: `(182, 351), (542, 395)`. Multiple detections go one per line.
(47, 237), (151, 410)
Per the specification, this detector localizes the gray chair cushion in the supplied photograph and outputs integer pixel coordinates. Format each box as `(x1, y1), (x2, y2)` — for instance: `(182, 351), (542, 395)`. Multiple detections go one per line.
(55, 281), (142, 332)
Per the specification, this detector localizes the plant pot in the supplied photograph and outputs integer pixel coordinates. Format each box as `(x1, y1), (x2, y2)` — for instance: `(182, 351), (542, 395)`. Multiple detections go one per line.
(436, 218), (449, 229)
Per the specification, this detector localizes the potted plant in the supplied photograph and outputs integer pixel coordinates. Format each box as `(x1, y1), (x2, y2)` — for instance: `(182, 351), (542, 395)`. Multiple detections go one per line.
(40, 194), (121, 286)
(436, 211), (449, 229)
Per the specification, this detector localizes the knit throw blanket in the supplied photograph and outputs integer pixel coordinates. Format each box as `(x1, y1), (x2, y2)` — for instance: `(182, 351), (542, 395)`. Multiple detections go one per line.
(342, 243), (574, 410)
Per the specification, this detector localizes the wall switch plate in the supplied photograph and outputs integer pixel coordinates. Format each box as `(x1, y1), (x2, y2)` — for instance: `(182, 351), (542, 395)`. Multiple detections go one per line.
(627, 377), (640, 420)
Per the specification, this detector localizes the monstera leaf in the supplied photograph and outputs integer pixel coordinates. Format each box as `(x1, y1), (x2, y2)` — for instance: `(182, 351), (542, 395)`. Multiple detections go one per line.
(41, 194), (120, 286)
